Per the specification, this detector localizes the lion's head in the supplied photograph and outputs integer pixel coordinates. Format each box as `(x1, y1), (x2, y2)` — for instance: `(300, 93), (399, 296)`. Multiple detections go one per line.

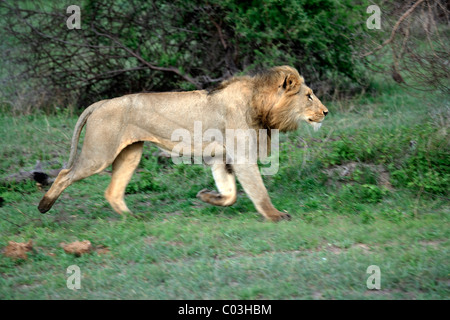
(250, 65), (328, 132)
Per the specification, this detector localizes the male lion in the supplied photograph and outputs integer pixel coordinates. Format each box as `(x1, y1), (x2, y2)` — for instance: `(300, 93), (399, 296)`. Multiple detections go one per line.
(38, 66), (328, 221)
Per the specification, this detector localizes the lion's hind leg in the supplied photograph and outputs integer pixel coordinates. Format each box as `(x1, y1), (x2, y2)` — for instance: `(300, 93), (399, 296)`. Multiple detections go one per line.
(38, 155), (113, 213)
(38, 139), (119, 213)
(38, 168), (72, 213)
(197, 163), (237, 207)
(105, 142), (144, 215)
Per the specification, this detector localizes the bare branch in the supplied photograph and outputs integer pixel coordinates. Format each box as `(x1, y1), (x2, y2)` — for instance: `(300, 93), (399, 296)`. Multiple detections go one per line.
(361, 0), (426, 57)
(90, 25), (202, 89)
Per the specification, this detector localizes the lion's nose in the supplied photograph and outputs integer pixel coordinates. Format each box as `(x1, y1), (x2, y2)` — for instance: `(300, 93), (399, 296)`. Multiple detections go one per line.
(323, 110), (328, 116)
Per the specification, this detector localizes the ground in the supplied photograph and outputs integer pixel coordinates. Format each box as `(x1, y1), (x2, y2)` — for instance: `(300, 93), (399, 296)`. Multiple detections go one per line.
(0, 84), (448, 299)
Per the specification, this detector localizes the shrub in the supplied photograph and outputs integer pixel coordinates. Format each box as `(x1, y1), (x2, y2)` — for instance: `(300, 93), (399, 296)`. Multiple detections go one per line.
(391, 147), (449, 196)
(339, 184), (387, 204)
(0, 0), (367, 111)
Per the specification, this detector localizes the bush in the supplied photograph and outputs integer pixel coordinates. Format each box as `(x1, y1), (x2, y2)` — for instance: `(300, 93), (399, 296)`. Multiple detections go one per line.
(0, 0), (367, 111)
(318, 121), (449, 196)
(339, 184), (387, 204)
(125, 171), (167, 194)
(391, 147), (449, 196)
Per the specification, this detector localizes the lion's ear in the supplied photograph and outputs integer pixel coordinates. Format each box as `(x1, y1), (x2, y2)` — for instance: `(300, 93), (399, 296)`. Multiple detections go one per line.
(281, 73), (302, 94)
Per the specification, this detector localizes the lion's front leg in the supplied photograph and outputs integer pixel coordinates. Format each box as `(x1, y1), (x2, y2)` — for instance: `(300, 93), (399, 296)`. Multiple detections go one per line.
(233, 163), (291, 222)
(197, 163), (237, 207)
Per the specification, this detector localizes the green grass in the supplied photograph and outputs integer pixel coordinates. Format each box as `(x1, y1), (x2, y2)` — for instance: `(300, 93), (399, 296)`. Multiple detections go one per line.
(0, 83), (449, 299)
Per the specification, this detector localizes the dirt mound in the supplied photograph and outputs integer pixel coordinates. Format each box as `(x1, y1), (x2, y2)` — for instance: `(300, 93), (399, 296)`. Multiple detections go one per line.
(3, 239), (108, 260)
(2, 240), (33, 260)
(62, 240), (92, 256)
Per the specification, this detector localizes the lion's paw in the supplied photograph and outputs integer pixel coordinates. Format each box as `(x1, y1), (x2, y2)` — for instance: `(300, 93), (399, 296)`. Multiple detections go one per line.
(196, 188), (210, 198)
(268, 211), (291, 222)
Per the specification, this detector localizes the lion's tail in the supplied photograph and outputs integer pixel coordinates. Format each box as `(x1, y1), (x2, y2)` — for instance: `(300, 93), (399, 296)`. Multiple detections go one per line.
(66, 101), (104, 169)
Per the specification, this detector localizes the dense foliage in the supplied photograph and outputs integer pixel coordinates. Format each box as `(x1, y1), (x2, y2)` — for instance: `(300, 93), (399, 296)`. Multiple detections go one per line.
(0, 0), (366, 111)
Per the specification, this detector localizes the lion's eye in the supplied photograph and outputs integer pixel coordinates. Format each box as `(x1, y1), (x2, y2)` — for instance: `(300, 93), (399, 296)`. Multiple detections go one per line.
(307, 93), (313, 101)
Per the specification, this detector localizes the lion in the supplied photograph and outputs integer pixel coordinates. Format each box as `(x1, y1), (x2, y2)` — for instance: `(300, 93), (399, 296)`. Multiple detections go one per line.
(38, 66), (328, 221)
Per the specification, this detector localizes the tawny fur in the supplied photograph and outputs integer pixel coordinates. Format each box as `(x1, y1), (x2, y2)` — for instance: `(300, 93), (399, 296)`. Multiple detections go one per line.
(38, 65), (328, 221)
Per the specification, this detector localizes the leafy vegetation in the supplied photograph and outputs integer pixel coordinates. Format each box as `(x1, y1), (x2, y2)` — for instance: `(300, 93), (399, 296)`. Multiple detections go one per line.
(0, 0), (368, 112)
